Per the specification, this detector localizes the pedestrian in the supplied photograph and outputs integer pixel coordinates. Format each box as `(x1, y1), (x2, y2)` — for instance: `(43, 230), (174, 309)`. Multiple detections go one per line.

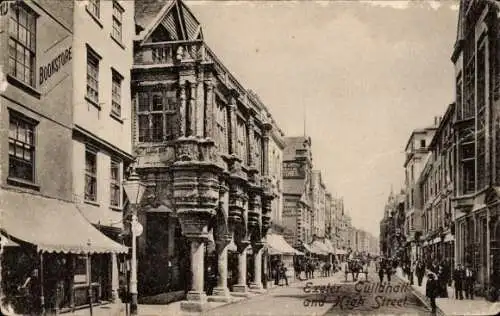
(416, 260), (425, 287)
(280, 262), (289, 286)
(362, 260), (369, 281)
(378, 259), (385, 283)
(274, 261), (280, 286)
(426, 273), (438, 314)
(409, 260), (415, 285)
(437, 264), (448, 298)
(452, 264), (464, 300)
(385, 260), (392, 283)
(464, 264), (475, 299)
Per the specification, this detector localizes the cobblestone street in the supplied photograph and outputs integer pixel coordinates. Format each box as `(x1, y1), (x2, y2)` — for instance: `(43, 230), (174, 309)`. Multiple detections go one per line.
(199, 268), (428, 316)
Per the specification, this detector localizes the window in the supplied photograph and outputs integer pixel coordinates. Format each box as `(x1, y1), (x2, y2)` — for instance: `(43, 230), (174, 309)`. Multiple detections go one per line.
(236, 118), (247, 164)
(112, 1), (123, 43)
(460, 141), (475, 194)
(8, 4), (36, 87)
(136, 88), (178, 143)
(463, 32), (475, 119)
(9, 115), (35, 181)
(456, 76), (463, 119)
(254, 132), (263, 172)
(420, 139), (426, 148)
(111, 71), (122, 117)
(85, 149), (97, 202)
(215, 99), (228, 153)
(86, 49), (100, 104)
(110, 159), (120, 207)
(87, 0), (100, 18)
(74, 255), (88, 283)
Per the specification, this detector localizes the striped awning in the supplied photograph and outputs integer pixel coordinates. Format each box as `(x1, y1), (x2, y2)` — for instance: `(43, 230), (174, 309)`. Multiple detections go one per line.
(1, 190), (128, 254)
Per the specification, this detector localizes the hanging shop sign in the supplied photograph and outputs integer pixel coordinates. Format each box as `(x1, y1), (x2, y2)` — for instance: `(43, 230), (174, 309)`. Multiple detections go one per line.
(39, 47), (72, 86)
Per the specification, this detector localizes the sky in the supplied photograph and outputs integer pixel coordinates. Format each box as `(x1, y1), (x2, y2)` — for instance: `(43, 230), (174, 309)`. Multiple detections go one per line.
(186, 0), (459, 236)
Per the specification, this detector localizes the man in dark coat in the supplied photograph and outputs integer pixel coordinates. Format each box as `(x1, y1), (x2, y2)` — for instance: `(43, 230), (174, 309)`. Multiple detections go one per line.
(416, 260), (425, 287)
(426, 273), (438, 314)
(452, 264), (464, 300)
(464, 264), (475, 299)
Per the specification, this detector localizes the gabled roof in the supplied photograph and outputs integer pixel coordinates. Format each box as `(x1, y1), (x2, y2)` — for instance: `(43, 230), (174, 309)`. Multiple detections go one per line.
(135, 0), (203, 44)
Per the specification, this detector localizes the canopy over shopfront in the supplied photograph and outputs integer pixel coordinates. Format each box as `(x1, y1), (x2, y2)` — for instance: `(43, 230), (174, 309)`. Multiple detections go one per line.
(311, 240), (331, 255)
(267, 234), (304, 255)
(0, 190), (129, 254)
(336, 248), (347, 255)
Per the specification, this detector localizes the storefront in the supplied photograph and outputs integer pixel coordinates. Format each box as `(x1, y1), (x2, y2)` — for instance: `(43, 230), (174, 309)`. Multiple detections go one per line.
(266, 234), (303, 282)
(0, 190), (128, 314)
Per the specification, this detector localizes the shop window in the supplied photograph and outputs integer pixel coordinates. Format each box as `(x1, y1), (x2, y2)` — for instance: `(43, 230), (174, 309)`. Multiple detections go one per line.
(74, 255), (89, 284)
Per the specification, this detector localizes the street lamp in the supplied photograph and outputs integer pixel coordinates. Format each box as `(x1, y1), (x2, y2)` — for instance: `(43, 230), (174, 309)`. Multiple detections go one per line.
(123, 165), (146, 316)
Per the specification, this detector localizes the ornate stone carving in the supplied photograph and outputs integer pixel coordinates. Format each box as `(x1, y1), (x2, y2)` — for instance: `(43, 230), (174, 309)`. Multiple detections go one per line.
(175, 137), (199, 161)
(177, 209), (215, 239)
(261, 214), (271, 236)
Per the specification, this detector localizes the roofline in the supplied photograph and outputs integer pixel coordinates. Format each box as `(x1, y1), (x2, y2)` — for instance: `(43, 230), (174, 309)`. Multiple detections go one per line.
(428, 102), (456, 149)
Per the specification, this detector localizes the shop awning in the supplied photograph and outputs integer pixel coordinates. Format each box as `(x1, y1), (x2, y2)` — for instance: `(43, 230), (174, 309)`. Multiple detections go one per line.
(267, 234), (304, 255)
(323, 239), (336, 254)
(311, 240), (330, 255)
(1, 233), (19, 247)
(336, 248), (347, 255)
(0, 190), (129, 254)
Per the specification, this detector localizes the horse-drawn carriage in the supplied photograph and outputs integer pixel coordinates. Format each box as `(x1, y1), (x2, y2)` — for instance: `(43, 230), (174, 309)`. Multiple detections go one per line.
(343, 259), (367, 282)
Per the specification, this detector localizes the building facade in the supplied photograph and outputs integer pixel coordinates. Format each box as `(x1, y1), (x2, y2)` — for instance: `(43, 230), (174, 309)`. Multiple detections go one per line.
(419, 105), (456, 272)
(403, 122), (437, 263)
(132, 0), (277, 310)
(311, 170), (326, 238)
(0, 1), (129, 314)
(282, 136), (313, 248)
(451, 0), (500, 294)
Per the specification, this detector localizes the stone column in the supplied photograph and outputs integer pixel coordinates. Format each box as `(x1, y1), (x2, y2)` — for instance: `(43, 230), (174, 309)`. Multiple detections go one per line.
(189, 81), (197, 136)
(181, 238), (208, 312)
(111, 253), (120, 302)
(262, 249), (268, 289)
(250, 242), (265, 292)
(204, 80), (214, 138)
(210, 237), (232, 302)
(232, 241), (250, 297)
(179, 83), (187, 136)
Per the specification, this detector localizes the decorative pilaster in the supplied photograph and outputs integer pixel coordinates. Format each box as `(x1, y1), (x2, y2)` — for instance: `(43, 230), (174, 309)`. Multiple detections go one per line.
(196, 70), (205, 138)
(204, 80), (214, 138)
(262, 122), (273, 177)
(232, 240), (250, 297)
(228, 96), (238, 156)
(247, 117), (256, 169)
(189, 81), (197, 136)
(179, 83), (187, 136)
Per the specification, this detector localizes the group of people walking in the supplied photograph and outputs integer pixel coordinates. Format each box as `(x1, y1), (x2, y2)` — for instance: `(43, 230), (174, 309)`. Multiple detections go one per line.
(399, 258), (477, 314)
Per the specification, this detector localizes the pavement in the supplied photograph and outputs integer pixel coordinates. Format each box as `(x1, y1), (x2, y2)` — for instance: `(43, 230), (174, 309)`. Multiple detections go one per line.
(395, 267), (500, 316)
